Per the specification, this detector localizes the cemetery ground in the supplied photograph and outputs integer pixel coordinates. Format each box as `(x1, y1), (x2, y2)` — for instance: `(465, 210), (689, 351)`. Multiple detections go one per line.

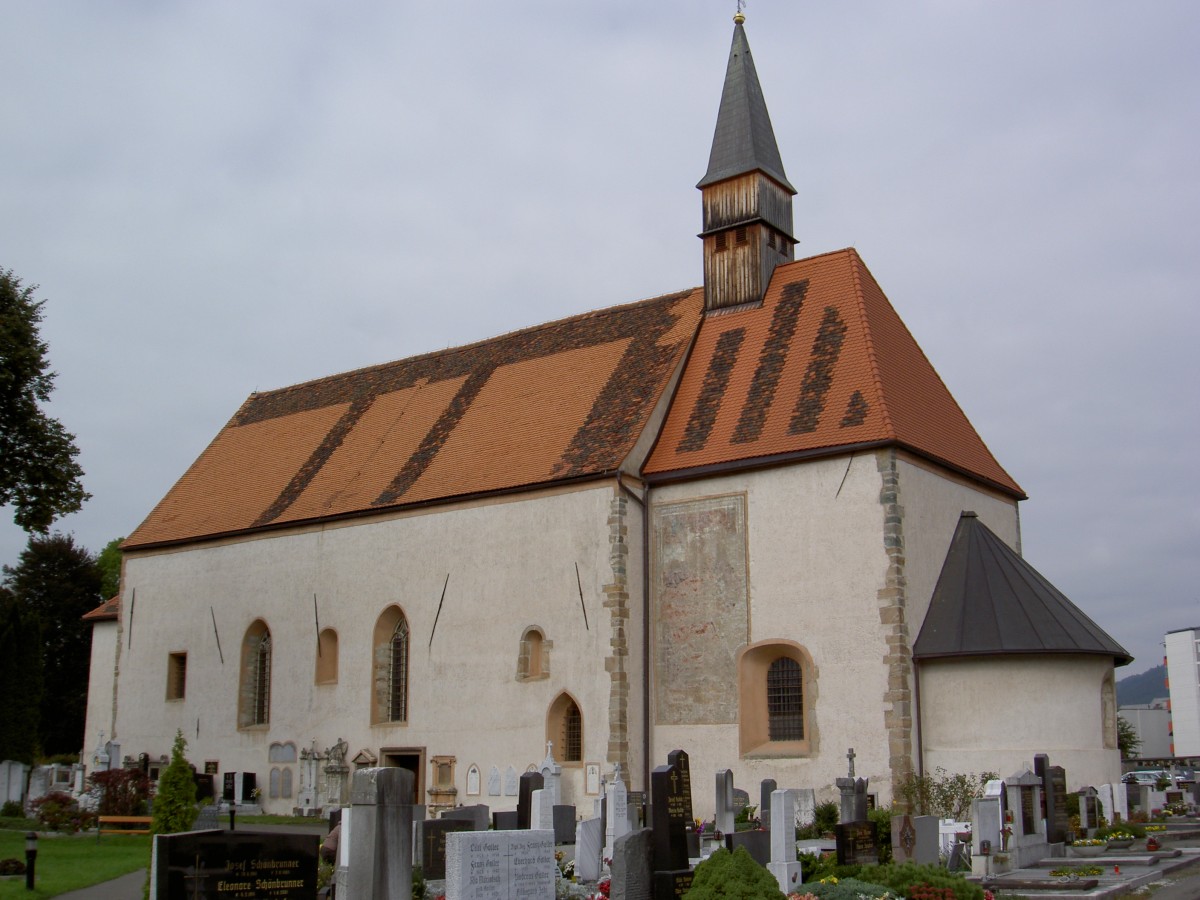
(0, 829), (150, 899)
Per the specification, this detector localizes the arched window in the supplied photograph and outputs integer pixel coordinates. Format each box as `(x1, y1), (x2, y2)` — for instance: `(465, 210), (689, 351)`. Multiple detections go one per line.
(517, 627), (551, 681)
(1101, 671), (1117, 749)
(547, 692), (583, 763)
(316, 628), (339, 684)
(238, 620), (272, 728)
(737, 640), (816, 757)
(373, 607), (410, 724)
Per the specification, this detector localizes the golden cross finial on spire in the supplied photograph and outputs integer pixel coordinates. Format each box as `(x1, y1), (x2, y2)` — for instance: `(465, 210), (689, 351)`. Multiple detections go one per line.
(734, 0), (746, 25)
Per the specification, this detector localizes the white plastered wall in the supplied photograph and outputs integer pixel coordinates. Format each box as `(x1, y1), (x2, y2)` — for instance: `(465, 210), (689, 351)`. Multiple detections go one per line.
(108, 482), (627, 812)
(83, 619), (119, 755)
(919, 655), (1121, 789)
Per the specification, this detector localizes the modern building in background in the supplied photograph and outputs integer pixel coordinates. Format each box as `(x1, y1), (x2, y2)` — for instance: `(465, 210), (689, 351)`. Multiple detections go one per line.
(1165, 628), (1200, 756)
(1120, 702), (1171, 759)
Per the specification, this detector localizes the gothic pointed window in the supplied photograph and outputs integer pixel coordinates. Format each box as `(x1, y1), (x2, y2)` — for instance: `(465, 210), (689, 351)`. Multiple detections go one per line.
(373, 606), (410, 725)
(547, 692), (583, 764)
(238, 620), (272, 728)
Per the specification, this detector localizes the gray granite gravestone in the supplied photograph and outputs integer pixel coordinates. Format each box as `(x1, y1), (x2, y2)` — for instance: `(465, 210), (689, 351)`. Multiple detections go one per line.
(760, 778), (777, 829)
(715, 769), (735, 836)
(611, 827), (654, 900)
(892, 814), (939, 865)
(726, 830), (770, 865)
(348, 767), (414, 900)
(795, 788), (816, 827)
(553, 804), (577, 845)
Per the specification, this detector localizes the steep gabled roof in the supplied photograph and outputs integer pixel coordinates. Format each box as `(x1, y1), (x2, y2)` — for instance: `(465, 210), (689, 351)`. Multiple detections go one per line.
(913, 511), (1131, 665)
(125, 290), (703, 549)
(697, 18), (794, 193)
(643, 248), (1024, 497)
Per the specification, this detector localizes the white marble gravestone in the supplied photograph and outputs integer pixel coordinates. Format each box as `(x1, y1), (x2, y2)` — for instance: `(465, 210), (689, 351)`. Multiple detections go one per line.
(604, 765), (630, 862)
(768, 789), (803, 894)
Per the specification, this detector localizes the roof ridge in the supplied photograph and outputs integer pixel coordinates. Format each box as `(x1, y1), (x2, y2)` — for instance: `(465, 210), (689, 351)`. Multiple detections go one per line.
(256, 287), (701, 400)
(845, 248), (895, 437)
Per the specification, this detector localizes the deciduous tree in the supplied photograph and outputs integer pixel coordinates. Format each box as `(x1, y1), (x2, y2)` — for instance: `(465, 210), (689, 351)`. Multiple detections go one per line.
(0, 269), (89, 532)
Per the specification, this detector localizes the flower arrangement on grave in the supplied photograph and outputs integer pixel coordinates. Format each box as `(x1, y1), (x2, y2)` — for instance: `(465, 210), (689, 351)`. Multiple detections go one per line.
(1049, 865), (1103, 877)
(1071, 838), (1105, 846)
(1105, 831), (1136, 842)
(585, 875), (611, 900)
(999, 824), (1013, 851)
(1145, 824), (1167, 832)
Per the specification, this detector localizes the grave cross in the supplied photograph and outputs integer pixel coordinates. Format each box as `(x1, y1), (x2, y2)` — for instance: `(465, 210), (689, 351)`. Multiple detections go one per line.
(846, 747), (856, 778)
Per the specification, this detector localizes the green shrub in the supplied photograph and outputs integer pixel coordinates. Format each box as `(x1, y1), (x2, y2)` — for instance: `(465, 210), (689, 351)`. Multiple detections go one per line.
(855, 862), (985, 900)
(800, 876), (899, 899)
(412, 863), (427, 899)
(684, 846), (786, 899)
(0, 800), (23, 817)
(797, 801), (840, 839)
(895, 768), (996, 820)
(868, 806), (893, 864)
(152, 730), (198, 834)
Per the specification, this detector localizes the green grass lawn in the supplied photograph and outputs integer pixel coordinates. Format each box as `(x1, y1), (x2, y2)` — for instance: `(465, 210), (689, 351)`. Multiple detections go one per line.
(0, 830), (150, 899)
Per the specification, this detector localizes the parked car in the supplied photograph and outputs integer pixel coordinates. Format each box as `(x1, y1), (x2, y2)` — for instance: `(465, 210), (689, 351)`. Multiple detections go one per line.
(1122, 769), (1183, 786)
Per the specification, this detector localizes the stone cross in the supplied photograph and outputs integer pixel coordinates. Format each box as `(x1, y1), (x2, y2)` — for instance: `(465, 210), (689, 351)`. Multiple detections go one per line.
(847, 747), (856, 778)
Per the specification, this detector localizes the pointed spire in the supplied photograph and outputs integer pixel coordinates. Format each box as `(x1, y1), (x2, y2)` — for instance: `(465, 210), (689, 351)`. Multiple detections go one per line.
(698, 16), (794, 192)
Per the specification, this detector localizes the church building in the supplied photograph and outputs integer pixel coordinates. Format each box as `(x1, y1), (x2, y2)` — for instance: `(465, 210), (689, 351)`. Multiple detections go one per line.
(84, 14), (1129, 815)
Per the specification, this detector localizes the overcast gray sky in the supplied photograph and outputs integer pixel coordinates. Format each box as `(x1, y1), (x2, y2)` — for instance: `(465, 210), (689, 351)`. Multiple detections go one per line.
(2, 1), (1196, 677)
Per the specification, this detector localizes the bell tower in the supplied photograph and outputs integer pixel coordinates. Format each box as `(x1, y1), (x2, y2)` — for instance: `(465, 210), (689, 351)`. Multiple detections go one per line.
(698, 11), (796, 312)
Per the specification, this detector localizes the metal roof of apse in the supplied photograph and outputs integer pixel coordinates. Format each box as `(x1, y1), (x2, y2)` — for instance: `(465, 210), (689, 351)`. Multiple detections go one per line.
(697, 19), (795, 192)
(913, 511), (1131, 666)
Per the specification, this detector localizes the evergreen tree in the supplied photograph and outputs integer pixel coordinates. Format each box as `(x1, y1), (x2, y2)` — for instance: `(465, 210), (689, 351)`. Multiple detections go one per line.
(0, 589), (43, 762)
(153, 730), (198, 834)
(2, 532), (101, 755)
(0, 269), (89, 532)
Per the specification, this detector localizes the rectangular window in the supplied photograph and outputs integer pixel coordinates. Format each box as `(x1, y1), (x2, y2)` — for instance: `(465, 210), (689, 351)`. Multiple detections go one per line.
(167, 652), (187, 700)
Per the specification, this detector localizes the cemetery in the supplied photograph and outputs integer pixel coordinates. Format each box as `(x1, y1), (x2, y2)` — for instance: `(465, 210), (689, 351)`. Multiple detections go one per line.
(8, 737), (1200, 896)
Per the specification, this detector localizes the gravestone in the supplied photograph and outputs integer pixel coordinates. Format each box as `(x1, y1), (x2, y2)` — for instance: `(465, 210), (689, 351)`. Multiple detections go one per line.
(715, 769), (735, 835)
(553, 804), (577, 845)
(732, 788), (751, 819)
(768, 789), (803, 895)
(488, 766), (502, 797)
(836, 748), (869, 824)
(0, 761), (28, 805)
(151, 830), (318, 899)
(726, 830), (770, 865)
(492, 810), (519, 831)
(892, 814), (939, 865)
(415, 818), (473, 880)
(666, 750), (694, 825)
(445, 829), (556, 900)
(605, 765), (631, 861)
(970, 796), (1002, 858)
(835, 821), (879, 866)
(442, 804), (490, 831)
(575, 817), (604, 882)
(650, 763), (689, 872)
(1079, 789), (1099, 832)
(653, 868), (693, 900)
(517, 772), (544, 830)
(1034, 756), (1069, 844)
(347, 767), (415, 900)
(538, 743), (562, 805)
(612, 827), (654, 900)
(760, 779), (777, 829)
(795, 788), (816, 827)
(504, 766), (520, 797)
(530, 788), (557, 834)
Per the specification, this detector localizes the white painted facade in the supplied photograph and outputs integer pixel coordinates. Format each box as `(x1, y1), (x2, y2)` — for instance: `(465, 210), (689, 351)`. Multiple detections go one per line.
(1165, 628), (1200, 756)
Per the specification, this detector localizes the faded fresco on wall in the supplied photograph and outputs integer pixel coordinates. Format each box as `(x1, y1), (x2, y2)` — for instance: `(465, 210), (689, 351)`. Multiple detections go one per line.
(653, 494), (748, 725)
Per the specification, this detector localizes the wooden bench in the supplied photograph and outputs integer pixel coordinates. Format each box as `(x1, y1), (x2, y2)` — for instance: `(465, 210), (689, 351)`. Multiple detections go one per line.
(97, 815), (152, 840)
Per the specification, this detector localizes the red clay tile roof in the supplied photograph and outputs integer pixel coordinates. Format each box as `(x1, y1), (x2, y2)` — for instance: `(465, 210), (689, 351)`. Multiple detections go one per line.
(126, 248), (1021, 549)
(125, 290), (704, 548)
(82, 594), (121, 623)
(643, 248), (1024, 497)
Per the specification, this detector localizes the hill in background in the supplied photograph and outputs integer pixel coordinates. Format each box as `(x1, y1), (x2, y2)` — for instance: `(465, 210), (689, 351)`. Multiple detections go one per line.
(1118, 664), (1167, 706)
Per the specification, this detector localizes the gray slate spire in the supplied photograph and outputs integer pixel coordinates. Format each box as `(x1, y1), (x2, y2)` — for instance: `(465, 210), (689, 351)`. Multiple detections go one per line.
(698, 19), (794, 192)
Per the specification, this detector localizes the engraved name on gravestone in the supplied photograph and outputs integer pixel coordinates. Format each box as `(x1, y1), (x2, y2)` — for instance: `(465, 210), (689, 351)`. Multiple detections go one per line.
(650, 764), (689, 872)
(415, 818), (473, 880)
(153, 831), (318, 900)
(445, 830), (556, 900)
(666, 750), (694, 825)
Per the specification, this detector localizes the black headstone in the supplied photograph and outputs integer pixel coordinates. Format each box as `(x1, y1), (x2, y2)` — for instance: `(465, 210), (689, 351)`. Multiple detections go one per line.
(441, 804), (490, 831)
(416, 818), (472, 880)
(492, 810), (519, 831)
(653, 869), (693, 900)
(835, 821), (880, 866)
(725, 829), (770, 866)
(153, 830), (318, 899)
(240, 772), (257, 799)
(222, 772), (236, 802)
(1035, 755), (1069, 844)
(552, 804), (577, 845)
(517, 771), (544, 830)
(760, 779), (777, 829)
(666, 749), (694, 825)
(650, 764), (689, 872)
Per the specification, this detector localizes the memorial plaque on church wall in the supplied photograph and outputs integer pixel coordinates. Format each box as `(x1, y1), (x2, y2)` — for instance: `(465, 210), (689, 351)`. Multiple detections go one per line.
(835, 821), (879, 866)
(153, 831), (318, 899)
(653, 496), (748, 725)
